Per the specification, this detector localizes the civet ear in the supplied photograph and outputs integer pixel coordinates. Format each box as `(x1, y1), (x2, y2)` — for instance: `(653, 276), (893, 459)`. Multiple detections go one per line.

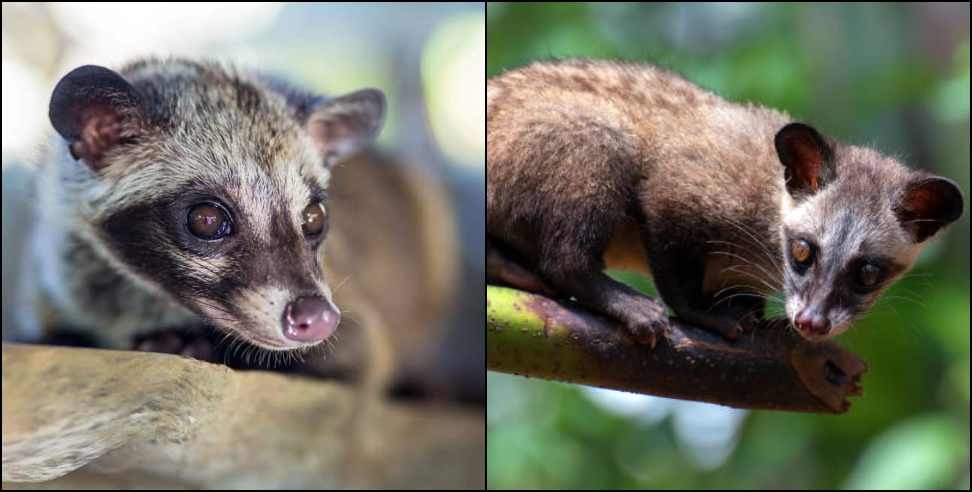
(49, 65), (145, 171)
(775, 123), (836, 199)
(894, 176), (964, 242)
(305, 88), (386, 166)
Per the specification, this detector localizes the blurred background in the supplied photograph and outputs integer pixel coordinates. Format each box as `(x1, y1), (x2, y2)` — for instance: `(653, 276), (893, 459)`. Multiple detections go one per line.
(1, 2), (485, 402)
(488, 3), (969, 489)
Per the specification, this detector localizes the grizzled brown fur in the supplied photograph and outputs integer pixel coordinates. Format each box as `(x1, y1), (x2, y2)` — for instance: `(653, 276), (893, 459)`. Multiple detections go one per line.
(22, 57), (458, 392)
(487, 59), (962, 343)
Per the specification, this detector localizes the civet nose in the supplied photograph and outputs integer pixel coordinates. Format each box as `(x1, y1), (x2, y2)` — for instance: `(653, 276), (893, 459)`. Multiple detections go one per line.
(794, 307), (830, 336)
(282, 296), (340, 342)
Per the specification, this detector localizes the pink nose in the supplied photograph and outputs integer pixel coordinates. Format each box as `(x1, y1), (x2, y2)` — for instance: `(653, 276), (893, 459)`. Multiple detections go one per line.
(794, 308), (830, 336)
(282, 296), (340, 342)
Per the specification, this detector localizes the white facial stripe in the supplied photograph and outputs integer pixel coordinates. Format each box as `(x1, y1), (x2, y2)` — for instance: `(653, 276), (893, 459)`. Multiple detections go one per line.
(277, 138), (329, 230)
(235, 166), (275, 242)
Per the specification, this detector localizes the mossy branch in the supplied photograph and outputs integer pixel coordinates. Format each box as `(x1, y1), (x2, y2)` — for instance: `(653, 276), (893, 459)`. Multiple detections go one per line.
(487, 285), (867, 413)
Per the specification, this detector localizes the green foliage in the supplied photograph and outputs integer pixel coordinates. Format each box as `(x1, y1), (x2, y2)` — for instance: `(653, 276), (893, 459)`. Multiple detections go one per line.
(488, 3), (970, 489)
(845, 415), (966, 489)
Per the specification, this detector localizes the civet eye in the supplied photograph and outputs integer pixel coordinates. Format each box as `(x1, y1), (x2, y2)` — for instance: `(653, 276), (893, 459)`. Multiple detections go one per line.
(187, 202), (232, 240)
(856, 263), (882, 288)
(790, 239), (814, 266)
(301, 202), (327, 238)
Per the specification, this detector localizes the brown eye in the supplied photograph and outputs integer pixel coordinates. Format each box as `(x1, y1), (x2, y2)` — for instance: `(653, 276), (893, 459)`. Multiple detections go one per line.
(791, 239), (813, 265)
(857, 263), (881, 288)
(187, 203), (231, 240)
(301, 202), (327, 237)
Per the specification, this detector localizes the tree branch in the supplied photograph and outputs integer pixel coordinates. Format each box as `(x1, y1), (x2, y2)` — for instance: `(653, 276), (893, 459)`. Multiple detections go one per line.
(1, 343), (483, 488)
(487, 285), (867, 413)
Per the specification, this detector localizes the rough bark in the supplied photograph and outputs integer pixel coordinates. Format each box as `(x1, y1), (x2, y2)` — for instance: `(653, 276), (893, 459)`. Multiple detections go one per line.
(1, 344), (483, 489)
(487, 285), (867, 413)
